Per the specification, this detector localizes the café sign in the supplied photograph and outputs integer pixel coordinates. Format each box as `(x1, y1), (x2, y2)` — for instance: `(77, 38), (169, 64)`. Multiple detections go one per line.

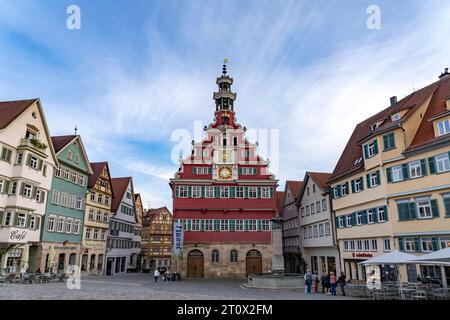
(9, 229), (28, 243)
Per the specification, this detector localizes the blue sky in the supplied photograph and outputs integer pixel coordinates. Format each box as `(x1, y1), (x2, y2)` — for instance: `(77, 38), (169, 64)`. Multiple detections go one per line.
(1, 0), (450, 210)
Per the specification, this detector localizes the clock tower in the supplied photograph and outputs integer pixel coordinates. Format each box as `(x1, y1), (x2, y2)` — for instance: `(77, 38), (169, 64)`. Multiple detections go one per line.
(170, 61), (278, 279)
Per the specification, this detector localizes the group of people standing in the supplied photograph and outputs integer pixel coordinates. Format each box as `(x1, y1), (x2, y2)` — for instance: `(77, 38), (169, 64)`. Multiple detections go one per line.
(304, 270), (347, 296)
(153, 266), (171, 284)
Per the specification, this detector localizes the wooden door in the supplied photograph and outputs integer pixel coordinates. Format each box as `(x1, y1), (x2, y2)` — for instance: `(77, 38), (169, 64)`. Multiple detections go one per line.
(187, 250), (204, 278)
(246, 250), (262, 276)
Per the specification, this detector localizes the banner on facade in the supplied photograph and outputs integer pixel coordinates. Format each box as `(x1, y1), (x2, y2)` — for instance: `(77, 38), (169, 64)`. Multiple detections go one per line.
(173, 221), (184, 260)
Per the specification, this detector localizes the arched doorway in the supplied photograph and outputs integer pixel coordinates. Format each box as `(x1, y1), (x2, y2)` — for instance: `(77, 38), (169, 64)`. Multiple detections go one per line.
(187, 250), (204, 279)
(246, 250), (262, 276)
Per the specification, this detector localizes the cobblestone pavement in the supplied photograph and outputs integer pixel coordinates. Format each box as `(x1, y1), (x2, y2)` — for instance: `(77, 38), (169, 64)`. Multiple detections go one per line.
(0, 273), (356, 300)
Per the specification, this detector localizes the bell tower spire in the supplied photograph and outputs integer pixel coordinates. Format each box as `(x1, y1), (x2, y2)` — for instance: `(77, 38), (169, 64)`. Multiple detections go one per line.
(214, 58), (237, 113)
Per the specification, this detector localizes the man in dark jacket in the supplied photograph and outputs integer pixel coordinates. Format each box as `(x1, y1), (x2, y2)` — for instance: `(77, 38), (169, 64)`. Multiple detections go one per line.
(321, 274), (329, 294)
(338, 272), (346, 296)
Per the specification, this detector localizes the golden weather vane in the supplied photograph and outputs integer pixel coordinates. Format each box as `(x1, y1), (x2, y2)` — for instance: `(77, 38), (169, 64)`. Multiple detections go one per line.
(223, 57), (229, 64)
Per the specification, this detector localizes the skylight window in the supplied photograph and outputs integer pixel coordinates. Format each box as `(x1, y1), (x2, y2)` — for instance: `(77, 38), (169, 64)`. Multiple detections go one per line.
(354, 157), (363, 165)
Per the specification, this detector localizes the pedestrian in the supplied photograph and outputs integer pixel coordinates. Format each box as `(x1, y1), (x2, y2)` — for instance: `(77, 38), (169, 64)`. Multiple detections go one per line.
(154, 268), (160, 284)
(329, 272), (337, 296)
(314, 273), (319, 294)
(304, 270), (313, 294)
(338, 272), (346, 296)
(165, 269), (170, 283)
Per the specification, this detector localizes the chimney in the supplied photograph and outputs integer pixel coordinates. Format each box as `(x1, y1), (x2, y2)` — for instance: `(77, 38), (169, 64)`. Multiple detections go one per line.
(439, 68), (450, 79)
(390, 96), (397, 107)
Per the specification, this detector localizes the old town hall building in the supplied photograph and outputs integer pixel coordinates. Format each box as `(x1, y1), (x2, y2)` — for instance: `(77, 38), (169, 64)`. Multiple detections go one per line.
(170, 64), (278, 279)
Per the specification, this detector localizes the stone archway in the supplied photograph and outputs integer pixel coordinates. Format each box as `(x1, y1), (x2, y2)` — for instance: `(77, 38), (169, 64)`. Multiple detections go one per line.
(246, 249), (262, 276)
(187, 250), (204, 279)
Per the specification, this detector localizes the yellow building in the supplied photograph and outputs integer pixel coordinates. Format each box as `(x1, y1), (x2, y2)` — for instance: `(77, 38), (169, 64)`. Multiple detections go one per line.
(141, 207), (172, 270)
(81, 162), (113, 275)
(329, 69), (450, 285)
(132, 193), (143, 270)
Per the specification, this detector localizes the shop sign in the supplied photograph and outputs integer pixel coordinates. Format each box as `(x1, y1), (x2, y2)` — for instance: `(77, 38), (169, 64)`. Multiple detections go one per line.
(9, 229), (28, 243)
(352, 252), (373, 258)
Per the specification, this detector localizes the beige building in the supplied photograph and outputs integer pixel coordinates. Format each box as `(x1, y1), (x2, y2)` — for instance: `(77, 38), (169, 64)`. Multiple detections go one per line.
(131, 193), (143, 270)
(142, 207), (172, 270)
(329, 69), (450, 285)
(81, 162), (113, 275)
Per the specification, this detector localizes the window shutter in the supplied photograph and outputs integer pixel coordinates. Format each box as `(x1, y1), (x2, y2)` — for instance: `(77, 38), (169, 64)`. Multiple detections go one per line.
(6, 149), (12, 162)
(398, 238), (405, 251)
(414, 238), (421, 252)
(430, 199), (439, 218)
(187, 186), (192, 198)
(428, 157), (436, 174)
(345, 182), (349, 194)
(238, 167), (243, 174)
(1, 148), (6, 160)
(366, 174), (371, 188)
(383, 206), (388, 221)
(402, 164), (409, 180)
(362, 210), (368, 224)
(13, 212), (19, 226)
(364, 144), (369, 159)
(244, 220), (249, 231)
(214, 220), (220, 231)
(200, 220), (204, 231)
(0, 211), (3, 225)
(383, 135), (389, 151)
(175, 186), (180, 197)
(26, 214), (31, 228)
(20, 182), (25, 196)
(342, 216), (347, 228)
(229, 220), (235, 231)
(201, 186), (205, 198)
(214, 186), (220, 198)
(373, 139), (379, 154)
(26, 154), (32, 166)
(360, 177), (364, 191)
(257, 187), (261, 198)
(269, 187), (274, 198)
(375, 171), (381, 185)
(32, 186), (37, 199)
(432, 237), (439, 251)
(3, 180), (10, 194)
(386, 167), (392, 183)
(192, 167), (197, 174)
(335, 217), (340, 228)
(409, 202), (417, 220)
(257, 220), (262, 231)
(337, 185), (342, 197)
(351, 212), (356, 225)
(420, 159), (427, 176)
(372, 208), (378, 222)
(444, 197), (450, 217)
(36, 217), (40, 230)
(351, 180), (355, 193)
(38, 159), (43, 171)
(244, 186), (248, 198)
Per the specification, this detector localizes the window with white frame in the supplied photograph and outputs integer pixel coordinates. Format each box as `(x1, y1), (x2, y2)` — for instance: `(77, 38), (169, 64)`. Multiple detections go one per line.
(220, 187), (229, 198)
(316, 201), (321, 213)
(4, 211), (12, 226)
(51, 190), (59, 205)
(436, 154), (450, 173)
(341, 183), (348, 196)
(338, 217), (344, 228)
(409, 160), (422, 178)
(192, 186), (201, 198)
(356, 212), (363, 225)
(322, 199), (327, 211)
(63, 169), (69, 180)
(247, 187), (257, 198)
(16, 152), (23, 165)
(76, 197), (83, 210)
(35, 189), (41, 202)
(93, 228), (98, 240)
(378, 207), (386, 222)
(61, 193), (68, 206)
(357, 240), (363, 251)
(56, 217), (64, 232)
(346, 215), (352, 227)
(303, 227), (307, 239)
(261, 220), (270, 231)
(311, 203), (315, 214)
(308, 226), (312, 238)
(363, 240), (370, 251)
(261, 187), (271, 198)
(344, 240), (349, 251)
(371, 239), (378, 251)
(439, 236), (450, 249)
(313, 225), (318, 237)
(248, 220), (257, 231)
(101, 229), (106, 240)
(301, 207), (305, 217)
(86, 228), (91, 239)
(205, 186), (214, 198)
(325, 222), (331, 236)
(64, 219), (72, 233)
(47, 215), (55, 231)
(235, 186), (244, 198)
(421, 237), (433, 252)
(370, 172), (379, 187)
(235, 220), (244, 231)
(417, 198), (432, 218)
(354, 178), (362, 192)
(103, 212), (108, 223)
(69, 195), (76, 208)
(319, 224), (324, 237)
(367, 141), (377, 158)
(178, 186), (188, 198)
(220, 220), (229, 231)
(367, 209), (374, 224)
(17, 213), (26, 227)
(191, 219), (200, 231)
(306, 205), (310, 216)
(392, 165), (403, 182)
(23, 184), (32, 198)
(88, 209), (94, 221)
(437, 119), (450, 136)
(404, 238), (415, 252)
(67, 150), (73, 160)
(350, 240), (355, 251)
(29, 156), (38, 169)
(96, 210), (102, 221)
(204, 219), (213, 231)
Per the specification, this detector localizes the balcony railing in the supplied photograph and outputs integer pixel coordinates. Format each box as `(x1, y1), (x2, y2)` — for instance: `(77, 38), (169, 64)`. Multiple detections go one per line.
(19, 138), (48, 153)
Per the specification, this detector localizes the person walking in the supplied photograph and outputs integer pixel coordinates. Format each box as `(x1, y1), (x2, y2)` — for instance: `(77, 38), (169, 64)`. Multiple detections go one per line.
(154, 268), (160, 284)
(314, 273), (319, 294)
(329, 272), (337, 296)
(304, 270), (313, 294)
(338, 272), (346, 296)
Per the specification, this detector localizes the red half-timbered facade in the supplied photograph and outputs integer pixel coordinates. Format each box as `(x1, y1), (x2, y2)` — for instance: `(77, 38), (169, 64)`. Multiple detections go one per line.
(170, 64), (278, 279)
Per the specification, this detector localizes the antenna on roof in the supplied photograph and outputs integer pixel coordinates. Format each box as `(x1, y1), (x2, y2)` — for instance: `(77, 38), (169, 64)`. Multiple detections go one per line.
(74, 125), (78, 135)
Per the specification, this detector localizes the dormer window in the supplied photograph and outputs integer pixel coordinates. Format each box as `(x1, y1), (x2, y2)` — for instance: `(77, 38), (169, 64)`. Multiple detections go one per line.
(437, 119), (450, 136)
(391, 113), (401, 122)
(353, 157), (363, 165)
(363, 140), (379, 159)
(371, 124), (377, 131)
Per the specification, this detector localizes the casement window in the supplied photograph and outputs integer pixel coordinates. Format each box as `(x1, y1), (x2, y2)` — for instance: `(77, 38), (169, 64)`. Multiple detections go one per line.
(211, 250), (220, 263)
(333, 187), (339, 199)
(367, 171), (381, 188)
(439, 236), (450, 249)
(56, 217), (64, 232)
(101, 229), (106, 240)
(16, 152), (23, 165)
(191, 219), (200, 231)
(178, 186), (188, 198)
(325, 222), (331, 236)
(308, 226), (312, 238)
(97, 194), (103, 204)
(444, 194), (450, 217)
(235, 187), (244, 198)
(383, 133), (396, 151)
(89, 209), (95, 221)
(220, 187), (229, 198)
(1, 147), (13, 162)
(322, 199), (327, 211)
(341, 183), (349, 196)
(90, 192), (95, 201)
(70, 172), (77, 184)
(204, 219), (213, 231)
(17, 213), (26, 227)
(69, 195), (76, 208)
(230, 250), (238, 263)
(248, 187), (257, 199)
(63, 169), (70, 180)
(307, 187), (310, 196)
(54, 166), (61, 178)
(313, 225), (318, 237)
(96, 210), (102, 221)
(105, 196), (110, 205)
(235, 220), (244, 231)
(344, 241), (349, 251)
(421, 238), (434, 252)
(4, 211), (13, 226)
(35, 189), (41, 202)
(220, 220), (229, 231)
(86, 228), (91, 239)
(64, 219), (73, 233)
(383, 238), (391, 252)
(409, 160), (422, 178)
(192, 186), (201, 198)
(404, 238), (416, 252)
(0, 179), (4, 193)
(103, 212), (108, 223)
(437, 119), (450, 136)
(349, 241), (355, 251)
(338, 216), (344, 228)
(261, 187), (271, 199)
(346, 215), (352, 227)
(316, 201), (321, 213)
(126, 192), (132, 199)
(93, 228), (99, 240)
(364, 240), (370, 251)
(356, 212), (363, 225)
(67, 150), (73, 160)
(319, 224), (324, 237)
(261, 220), (270, 231)
(10, 181), (17, 195)
(391, 165), (403, 182)
(248, 220), (257, 231)
(371, 239), (378, 251)
(366, 209), (374, 224)
(364, 140), (379, 159)
(75, 154), (80, 164)
(301, 207), (305, 217)
(47, 215), (55, 231)
(311, 203), (315, 214)
(357, 240), (363, 251)
(76, 197), (83, 210)
(22, 184), (32, 198)
(417, 198), (433, 219)
(436, 154), (450, 173)
(303, 228), (307, 239)
(306, 206), (310, 216)
(378, 207), (387, 222)
(61, 193), (68, 207)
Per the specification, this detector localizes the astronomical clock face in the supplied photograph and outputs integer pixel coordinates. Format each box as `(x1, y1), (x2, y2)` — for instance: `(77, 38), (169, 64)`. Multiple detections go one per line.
(218, 166), (232, 179)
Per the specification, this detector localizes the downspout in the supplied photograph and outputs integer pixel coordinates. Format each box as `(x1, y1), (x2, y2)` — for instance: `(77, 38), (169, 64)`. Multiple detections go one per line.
(327, 187), (341, 275)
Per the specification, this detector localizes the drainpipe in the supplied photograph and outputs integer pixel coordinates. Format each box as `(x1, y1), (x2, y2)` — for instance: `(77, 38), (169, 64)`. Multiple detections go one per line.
(327, 188), (342, 276)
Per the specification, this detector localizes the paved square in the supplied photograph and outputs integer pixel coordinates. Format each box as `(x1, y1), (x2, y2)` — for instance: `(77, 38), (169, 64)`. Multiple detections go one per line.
(0, 273), (356, 300)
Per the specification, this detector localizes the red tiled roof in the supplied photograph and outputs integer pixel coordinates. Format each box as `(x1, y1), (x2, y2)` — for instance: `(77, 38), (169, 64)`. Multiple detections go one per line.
(0, 99), (38, 129)
(51, 135), (76, 153)
(308, 172), (332, 189)
(286, 180), (303, 201)
(111, 177), (132, 213)
(88, 162), (107, 188)
(276, 191), (284, 215)
(329, 76), (445, 182)
(143, 207), (171, 226)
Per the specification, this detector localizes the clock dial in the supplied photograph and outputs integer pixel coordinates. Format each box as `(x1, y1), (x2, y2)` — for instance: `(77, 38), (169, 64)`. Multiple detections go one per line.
(219, 167), (232, 179)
